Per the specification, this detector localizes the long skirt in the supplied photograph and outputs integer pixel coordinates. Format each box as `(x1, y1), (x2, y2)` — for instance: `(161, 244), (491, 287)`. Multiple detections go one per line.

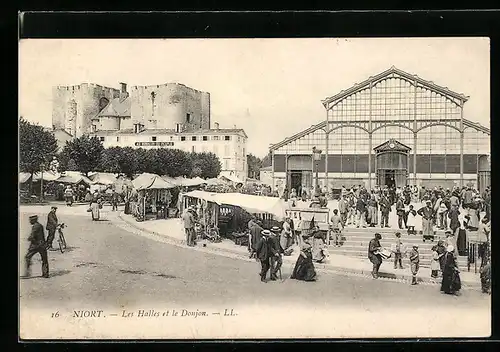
(91, 203), (100, 220)
(290, 254), (317, 281)
(422, 218), (433, 236)
(457, 229), (467, 256)
(440, 266), (461, 294)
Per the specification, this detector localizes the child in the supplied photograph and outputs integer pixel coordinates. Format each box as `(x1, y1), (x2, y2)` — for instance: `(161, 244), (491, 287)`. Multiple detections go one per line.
(409, 244), (420, 285)
(406, 204), (417, 235)
(391, 232), (404, 269)
(430, 245), (440, 279)
(330, 209), (343, 246)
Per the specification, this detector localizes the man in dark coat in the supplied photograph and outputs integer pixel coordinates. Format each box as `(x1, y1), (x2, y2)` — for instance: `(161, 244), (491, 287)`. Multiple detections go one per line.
(269, 226), (283, 281)
(256, 230), (272, 282)
(396, 196), (407, 229)
(45, 206), (58, 250)
(379, 194), (391, 228)
(24, 215), (49, 278)
(368, 233), (383, 279)
(250, 220), (264, 258)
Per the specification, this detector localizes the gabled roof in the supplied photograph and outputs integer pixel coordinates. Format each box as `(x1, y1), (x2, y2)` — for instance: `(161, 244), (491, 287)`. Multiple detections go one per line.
(463, 119), (490, 135)
(322, 66), (469, 108)
(95, 97), (131, 118)
(374, 138), (412, 152)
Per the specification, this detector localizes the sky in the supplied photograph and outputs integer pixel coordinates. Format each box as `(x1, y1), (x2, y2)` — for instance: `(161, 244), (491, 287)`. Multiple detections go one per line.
(19, 38), (490, 158)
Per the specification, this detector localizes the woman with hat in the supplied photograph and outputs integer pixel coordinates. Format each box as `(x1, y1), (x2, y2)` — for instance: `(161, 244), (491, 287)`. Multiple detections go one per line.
(290, 232), (317, 281)
(440, 245), (461, 295)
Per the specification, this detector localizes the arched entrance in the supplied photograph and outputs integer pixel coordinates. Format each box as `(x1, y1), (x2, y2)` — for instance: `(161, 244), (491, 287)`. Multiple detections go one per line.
(477, 154), (490, 194)
(374, 138), (411, 188)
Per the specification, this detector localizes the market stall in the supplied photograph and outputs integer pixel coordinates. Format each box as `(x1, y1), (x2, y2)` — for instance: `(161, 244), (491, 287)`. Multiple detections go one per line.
(131, 173), (177, 221)
(183, 191), (286, 243)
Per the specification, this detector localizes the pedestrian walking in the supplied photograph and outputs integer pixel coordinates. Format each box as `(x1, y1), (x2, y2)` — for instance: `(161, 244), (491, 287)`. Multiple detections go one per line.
(440, 245), (461, 295)
(368, 233), (383, 279)
(409, 244), (420, 285)
(406, 205), (417, 235)
(111, 189), (119, 211)
(23, 215), (49, 278)
(269, 226), (283, 281)
(396, 197), (407, 229)
(338, 195), (348, 227)
(64, 185), (74, 206)
(330, 209), (343, 246)
(45, 206), (58, 250)
(379, 194), (391, 228)
(256, 230), (272, 282)
(290, 233), (317, 281)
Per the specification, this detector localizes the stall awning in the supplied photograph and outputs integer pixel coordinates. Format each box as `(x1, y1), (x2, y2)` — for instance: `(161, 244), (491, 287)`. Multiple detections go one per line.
(218, 174), (243, 184)
(19, 172), (32, 184)
(184, 190), (285, 219)
(133, 173), (176, 190)
(32, 171), (61, 182)
(89, 172), (118, 185)
(56, 172), (95, 185)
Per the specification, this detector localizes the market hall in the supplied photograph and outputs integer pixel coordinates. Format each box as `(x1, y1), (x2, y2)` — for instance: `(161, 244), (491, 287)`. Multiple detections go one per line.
(269, 67), (491, 195)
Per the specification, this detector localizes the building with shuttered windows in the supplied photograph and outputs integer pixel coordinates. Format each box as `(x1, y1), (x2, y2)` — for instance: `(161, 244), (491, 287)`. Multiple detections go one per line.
(269, 67), (490, 194)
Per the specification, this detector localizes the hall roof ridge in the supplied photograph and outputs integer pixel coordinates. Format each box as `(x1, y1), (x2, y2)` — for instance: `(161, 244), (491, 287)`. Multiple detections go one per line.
(321, 66), (469, 108)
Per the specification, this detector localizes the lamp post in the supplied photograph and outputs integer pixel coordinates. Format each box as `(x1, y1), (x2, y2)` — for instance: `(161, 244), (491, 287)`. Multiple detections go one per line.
(312, 146), (322, 196)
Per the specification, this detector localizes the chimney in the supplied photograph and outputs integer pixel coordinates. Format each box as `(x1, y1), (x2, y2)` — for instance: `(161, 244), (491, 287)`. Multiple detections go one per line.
(214, 122), (219, 130)
(119, 82), (128, 102)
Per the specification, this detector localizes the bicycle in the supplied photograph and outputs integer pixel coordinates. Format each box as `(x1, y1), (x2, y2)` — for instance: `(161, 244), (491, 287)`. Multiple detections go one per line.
(56, 223), (67, 253)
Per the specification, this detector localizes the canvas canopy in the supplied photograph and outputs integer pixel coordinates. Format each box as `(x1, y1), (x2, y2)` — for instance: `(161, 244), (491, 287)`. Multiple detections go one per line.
(218, 174), (243, 184)
(19, 172), (32, 184)
(160, 175), (206, 187)
(204, 178), (226, 186)
(184, 190), (285, 220)
(132, 173), (176, 190)
(90, 172), (118, 185)
(32, 171), (61, 182)
(56, 171), (95, 185)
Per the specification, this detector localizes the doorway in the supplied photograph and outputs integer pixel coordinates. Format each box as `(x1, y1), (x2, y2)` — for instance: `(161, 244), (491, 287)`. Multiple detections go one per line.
(290, 171), (302, 195)
(384, 170), (395, 188)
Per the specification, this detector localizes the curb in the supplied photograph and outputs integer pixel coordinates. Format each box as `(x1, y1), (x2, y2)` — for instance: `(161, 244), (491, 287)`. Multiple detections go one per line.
(116, 212), (481, 290)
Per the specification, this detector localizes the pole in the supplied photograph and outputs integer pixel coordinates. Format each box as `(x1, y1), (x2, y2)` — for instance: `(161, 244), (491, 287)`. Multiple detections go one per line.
(40, 166), (44, 203)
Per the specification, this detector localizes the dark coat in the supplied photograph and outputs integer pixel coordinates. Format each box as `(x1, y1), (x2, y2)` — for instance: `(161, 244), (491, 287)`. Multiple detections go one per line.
(417, 206), (433, 220)
(256, 236), (272, 260)
(380, 197), (391, 214)
(28, 222), (46, 248)
(250, 224), (264, 250)
(368, 238), (381, 260)
(46, 211), (58, 231)
(356, 198), (366, 212)
(269, 235), (283, 255)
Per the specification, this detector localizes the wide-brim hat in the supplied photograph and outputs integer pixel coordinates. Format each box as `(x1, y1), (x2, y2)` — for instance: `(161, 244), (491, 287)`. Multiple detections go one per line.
(270, 226), (281, 233)
(261, 230), (271, 236)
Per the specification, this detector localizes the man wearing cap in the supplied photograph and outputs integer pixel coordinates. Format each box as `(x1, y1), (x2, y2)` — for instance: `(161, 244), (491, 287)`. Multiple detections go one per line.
(45, 206), (58, 250)
(24, 215), (49, 278)
(256, 230), (272, 282)
(269, 226), (283, 281)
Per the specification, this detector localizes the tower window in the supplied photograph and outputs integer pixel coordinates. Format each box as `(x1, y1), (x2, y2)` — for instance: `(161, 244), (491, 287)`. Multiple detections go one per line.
(181, 136), (186, 141)
(192, 136), (197, 141)
(100, 136), (105, 142)
(225, 136), (231, 141)
(152, 136), (157, 141)
(186, 113), (191, 123)
(203, 136), (208, 141)
(116, 137), (120, 142)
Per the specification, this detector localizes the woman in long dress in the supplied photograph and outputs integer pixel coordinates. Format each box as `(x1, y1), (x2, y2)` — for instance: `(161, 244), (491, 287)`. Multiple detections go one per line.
(440, 245), (461, 295)
(290, 234), (317, 281)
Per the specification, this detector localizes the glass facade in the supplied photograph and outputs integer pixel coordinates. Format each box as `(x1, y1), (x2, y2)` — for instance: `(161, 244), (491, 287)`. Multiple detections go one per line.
(272, 70), (490, 187)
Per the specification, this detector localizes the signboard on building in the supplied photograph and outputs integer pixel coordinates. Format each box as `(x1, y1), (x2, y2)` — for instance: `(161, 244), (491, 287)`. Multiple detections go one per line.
(135, 142), (174, 147)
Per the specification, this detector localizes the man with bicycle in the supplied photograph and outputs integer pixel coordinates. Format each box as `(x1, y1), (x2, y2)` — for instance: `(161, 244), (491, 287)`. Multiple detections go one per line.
(45, 206), (58, 250)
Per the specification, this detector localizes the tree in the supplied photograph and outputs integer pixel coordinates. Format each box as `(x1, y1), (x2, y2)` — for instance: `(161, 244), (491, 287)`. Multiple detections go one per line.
(261, 152), (272, 168)
(61, 135), (104, 176)
(247, 153), (262, 179)
(190, 152), (221, 179)
(101, 147), (138, 178)
(19, 117), (58, 192)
